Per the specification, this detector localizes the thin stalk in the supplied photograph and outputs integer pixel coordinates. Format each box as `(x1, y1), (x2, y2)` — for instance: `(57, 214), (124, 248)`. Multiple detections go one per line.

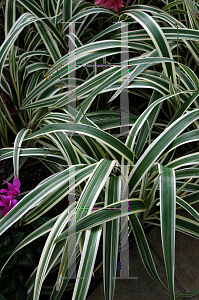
(9, 56), (21, 109)
(0, 110), (18, 135)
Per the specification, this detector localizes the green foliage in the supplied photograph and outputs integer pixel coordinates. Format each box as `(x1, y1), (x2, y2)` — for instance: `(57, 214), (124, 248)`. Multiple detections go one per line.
(0, 0), (199, 299)
(0, 217), (50, 299)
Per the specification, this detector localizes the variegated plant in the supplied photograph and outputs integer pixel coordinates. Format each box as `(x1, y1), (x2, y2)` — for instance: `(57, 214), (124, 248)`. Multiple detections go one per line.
(0, 0), (199, 299)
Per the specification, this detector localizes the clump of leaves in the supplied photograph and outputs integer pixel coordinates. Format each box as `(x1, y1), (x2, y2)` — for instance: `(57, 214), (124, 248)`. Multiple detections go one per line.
(0, 217), (50, 300)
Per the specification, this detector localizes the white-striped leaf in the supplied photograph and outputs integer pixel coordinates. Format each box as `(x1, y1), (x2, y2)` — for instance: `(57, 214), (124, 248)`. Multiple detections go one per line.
(159, 164), (176, 300)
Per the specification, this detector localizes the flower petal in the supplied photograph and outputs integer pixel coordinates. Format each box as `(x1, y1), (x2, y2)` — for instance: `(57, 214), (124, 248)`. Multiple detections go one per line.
(0, 189), (8, 193)
(13, 177), (21, 189)
(9, 199), (18, 209)
(117, 0), (125, 8)
(95, 0), (104, 4)
(15, 188), (20, 195)
(6, 190), (18, 196)
(114, 2), (119, 11)
(0, 195), (10, 206)
(3, 180), (15, 191)
(0, 200), (6, 207)
(7, 196), (15, 201)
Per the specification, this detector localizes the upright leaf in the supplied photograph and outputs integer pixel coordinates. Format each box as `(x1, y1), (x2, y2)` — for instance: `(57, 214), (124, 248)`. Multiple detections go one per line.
(158, 164), (176, 300)
(103, 177), (120, 300)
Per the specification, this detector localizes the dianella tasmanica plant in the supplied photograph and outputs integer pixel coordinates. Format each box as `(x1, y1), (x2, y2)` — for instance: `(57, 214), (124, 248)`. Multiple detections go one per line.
(0, 0), (199, 299)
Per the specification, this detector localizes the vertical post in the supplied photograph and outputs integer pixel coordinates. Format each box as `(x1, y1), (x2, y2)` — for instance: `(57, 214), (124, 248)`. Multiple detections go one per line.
(68, 21), (77, 125)
(119, 22), (131, 279)
(68, 22), (77, 279)
(120, 22), (129, 137)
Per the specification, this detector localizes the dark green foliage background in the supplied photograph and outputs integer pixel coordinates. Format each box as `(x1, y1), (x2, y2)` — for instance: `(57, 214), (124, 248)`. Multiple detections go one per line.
(0, 218), (50, 300)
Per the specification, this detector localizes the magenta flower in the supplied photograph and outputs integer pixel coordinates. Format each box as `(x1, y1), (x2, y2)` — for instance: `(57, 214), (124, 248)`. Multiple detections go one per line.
(0, 177), (21, 196)
(0, 177), (20, 217)
(0, 195), (18, 217)
(95, 0), (130, 12)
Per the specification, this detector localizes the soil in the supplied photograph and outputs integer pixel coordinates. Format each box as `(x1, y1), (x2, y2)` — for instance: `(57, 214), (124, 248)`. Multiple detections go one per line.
(0, 157), (103, 299)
